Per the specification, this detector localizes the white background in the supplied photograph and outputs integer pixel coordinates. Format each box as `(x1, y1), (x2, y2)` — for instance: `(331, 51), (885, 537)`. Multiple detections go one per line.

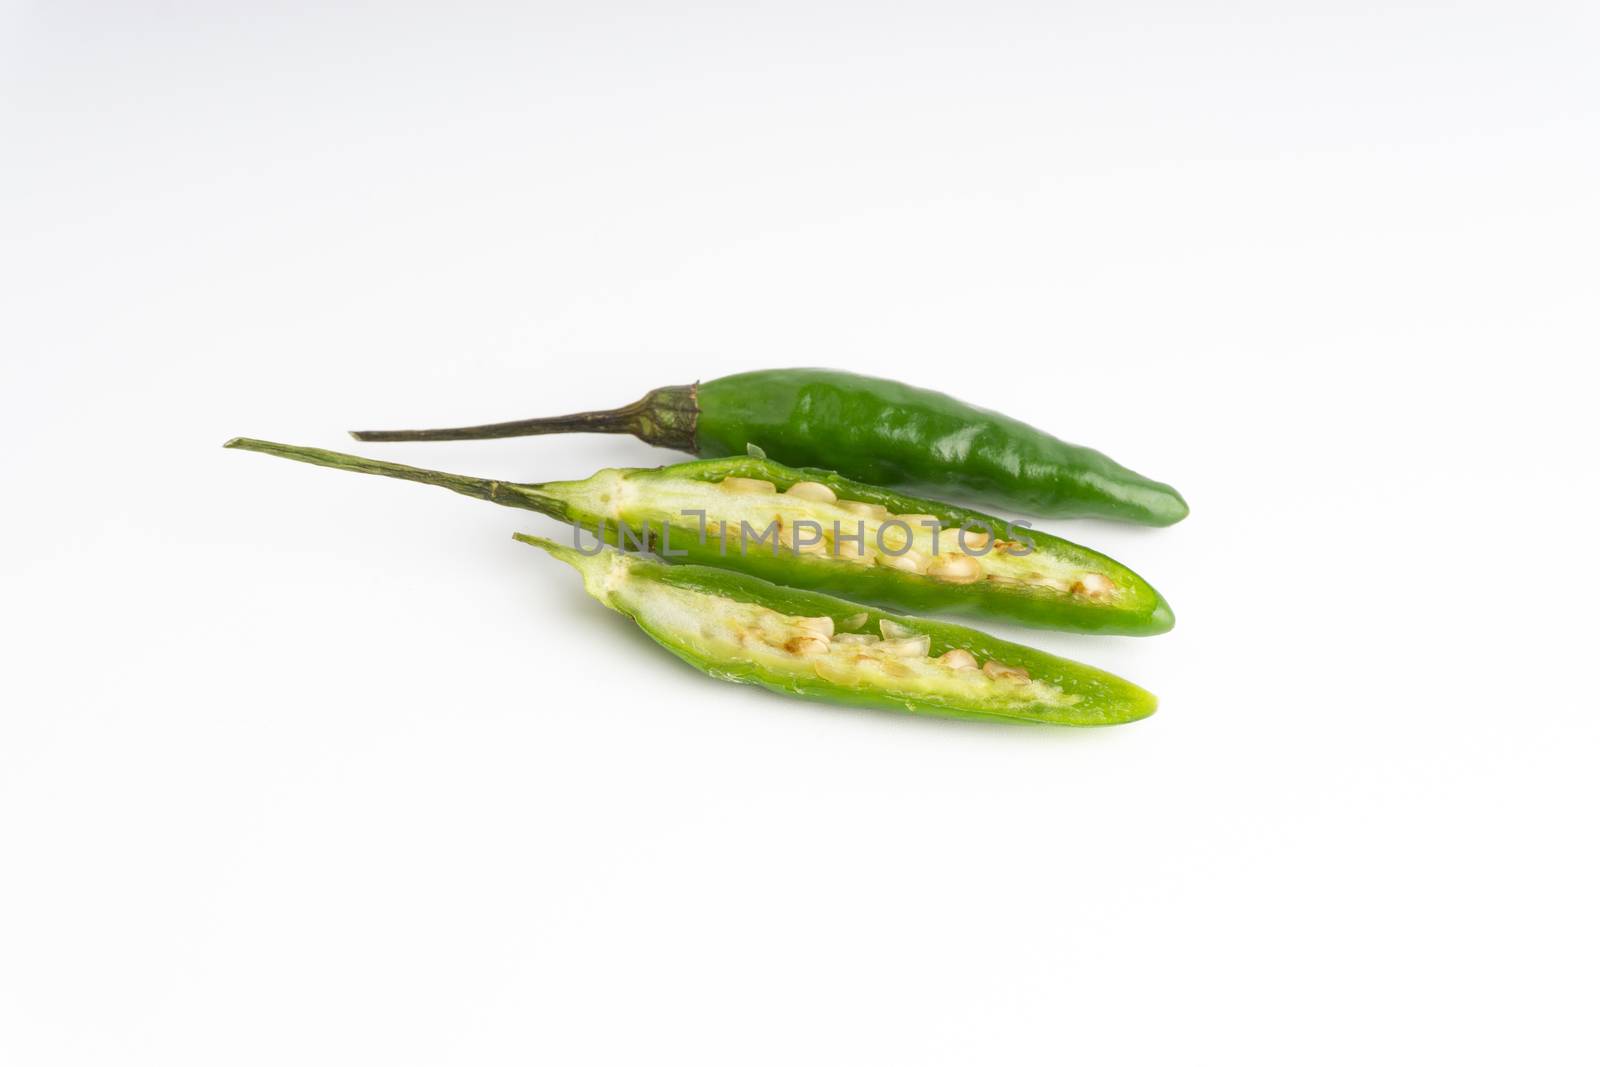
(3, 3), (1596, 1063)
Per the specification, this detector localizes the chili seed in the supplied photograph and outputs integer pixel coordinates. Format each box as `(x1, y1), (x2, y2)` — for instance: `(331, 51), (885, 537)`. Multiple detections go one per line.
(784, 480), (837, 502)
(926, 553), (982, 583)
(877, 549), (929, 574)
(983, 660), (1030, 681)
(785, 634), (831, 656)
(720, 476), (777, 494)
(937, 648), (979, 670)
(794, 615), (835, 638)
(879, 635), (932, 658)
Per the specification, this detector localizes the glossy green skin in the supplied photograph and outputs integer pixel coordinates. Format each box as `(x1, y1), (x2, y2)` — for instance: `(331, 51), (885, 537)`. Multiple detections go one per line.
(538, 456), (1174, 636)
(695, 369), (1188, 525)
(522, 537), (1157, 726)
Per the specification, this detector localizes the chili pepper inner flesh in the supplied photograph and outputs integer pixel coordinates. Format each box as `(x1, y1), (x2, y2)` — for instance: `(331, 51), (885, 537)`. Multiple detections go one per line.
(567, 471), (1117, 597)
(521, 535), (1156, 726)
(619, 568), (1075, 710)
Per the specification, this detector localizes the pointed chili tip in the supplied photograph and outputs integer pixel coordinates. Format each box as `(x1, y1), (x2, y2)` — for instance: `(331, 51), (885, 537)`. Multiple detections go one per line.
(223, 437), (245, 449)
(1147, 484), (1190, 525)
(512, 532), (563, 554)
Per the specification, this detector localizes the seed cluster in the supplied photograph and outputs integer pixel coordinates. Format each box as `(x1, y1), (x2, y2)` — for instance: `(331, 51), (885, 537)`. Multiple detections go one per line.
(760, 611), (1036, 689)
(716, 476), (1118, 601)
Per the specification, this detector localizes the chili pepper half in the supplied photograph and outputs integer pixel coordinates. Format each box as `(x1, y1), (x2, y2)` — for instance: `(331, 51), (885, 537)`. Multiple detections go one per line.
(225, 439), (1174, 636)
(515, 535), (1156, 726)
(349, 368), (1189, 526)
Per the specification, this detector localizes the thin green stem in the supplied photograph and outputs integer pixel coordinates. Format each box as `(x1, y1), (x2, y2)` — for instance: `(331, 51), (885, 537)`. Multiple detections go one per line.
(349, 403), (644, 442)
(223, 438), (563, 517)
(347, 384), (698, 451)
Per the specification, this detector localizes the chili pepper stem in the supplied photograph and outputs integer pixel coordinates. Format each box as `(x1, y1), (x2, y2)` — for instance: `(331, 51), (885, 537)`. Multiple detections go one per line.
(222, 437), (564, 517)
(348, 384), (698, 451)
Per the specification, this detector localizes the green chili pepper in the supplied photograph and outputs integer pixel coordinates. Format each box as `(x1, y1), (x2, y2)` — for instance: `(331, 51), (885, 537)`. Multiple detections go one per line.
(515, 535), (1156, 726)
(225, 438), (1174, 635)
(349, 368), (1189, 526)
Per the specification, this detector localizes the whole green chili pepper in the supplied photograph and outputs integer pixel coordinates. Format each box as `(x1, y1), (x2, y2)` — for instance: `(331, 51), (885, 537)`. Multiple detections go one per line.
(225, 438), (1174, 635)
(349, 368), (1189, 526)
(516, 535), (1157, 726)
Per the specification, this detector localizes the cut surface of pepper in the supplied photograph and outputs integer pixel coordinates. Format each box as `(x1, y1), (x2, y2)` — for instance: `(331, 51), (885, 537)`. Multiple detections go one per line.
(349, 368), (1189, 526)
(517, 536), (1157, 726)
(225, 438), (1175, 635)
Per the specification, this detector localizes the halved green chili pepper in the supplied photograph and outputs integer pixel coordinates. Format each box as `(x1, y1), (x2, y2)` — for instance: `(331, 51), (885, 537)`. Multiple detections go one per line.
(350, 368), (1189, 526)
(516, 535), (1156, 726)
(225, 438), (1174, 635)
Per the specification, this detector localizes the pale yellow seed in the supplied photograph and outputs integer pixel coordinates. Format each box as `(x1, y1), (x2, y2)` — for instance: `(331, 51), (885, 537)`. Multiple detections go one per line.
(956, 527), (992, 550)
(879, 619), (917, 640)
(840, 611), (869, 631)
(784, 525), (829, 555)
(926, 553), (982, 583)
(878, 635), (932, 658)
(938, 648), (979, 670)
(877, 549), (929, 574)
(864, 656), (912, 678)
(785, 634), (831, 656)
(1074, 572), (1116, 598)
(784, 480), (837, 503)
(838, 500), (889, 519)
(982, 660), (1030, 681)
(832, 537), (872, 562)
(793, 615), (835, 638)
(720, 476), (776, 494)
(876, 524), (913, 552)
(898, 514), (940, 527)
